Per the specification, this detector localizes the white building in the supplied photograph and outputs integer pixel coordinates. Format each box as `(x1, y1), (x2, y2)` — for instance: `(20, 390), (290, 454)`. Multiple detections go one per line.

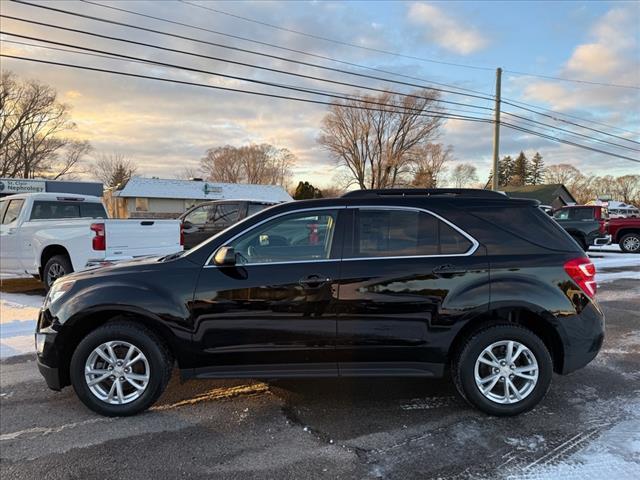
(105, 177), (292, 218)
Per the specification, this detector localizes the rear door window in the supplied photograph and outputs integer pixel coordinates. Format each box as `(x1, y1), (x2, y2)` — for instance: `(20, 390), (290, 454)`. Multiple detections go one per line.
(354, 209), (472, 258)
(212, 203), (240, 228)
(570, 208), (595, 220)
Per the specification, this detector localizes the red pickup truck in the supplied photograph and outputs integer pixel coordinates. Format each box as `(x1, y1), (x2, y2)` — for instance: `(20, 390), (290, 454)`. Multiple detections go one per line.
(553, 205), (640, 253)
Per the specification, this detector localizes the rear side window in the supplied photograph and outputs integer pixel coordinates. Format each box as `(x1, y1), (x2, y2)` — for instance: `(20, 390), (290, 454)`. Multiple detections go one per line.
(354, 209), (472, 258)
(30, 201), (106, 220)
(472, 205), (579, 252)
(571, 208), (594, 221)
(2, 199), (24, 224)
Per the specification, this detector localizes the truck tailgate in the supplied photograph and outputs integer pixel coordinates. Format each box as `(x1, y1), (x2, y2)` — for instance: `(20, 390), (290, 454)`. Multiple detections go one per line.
(103, 220), (182, 258)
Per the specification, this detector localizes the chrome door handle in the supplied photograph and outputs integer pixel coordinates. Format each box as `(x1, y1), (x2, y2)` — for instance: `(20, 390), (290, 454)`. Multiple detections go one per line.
(299, 275), (331, 288)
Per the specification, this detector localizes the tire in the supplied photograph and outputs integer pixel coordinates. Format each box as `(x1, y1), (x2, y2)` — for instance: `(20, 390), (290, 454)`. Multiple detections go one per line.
(43, 254), (73, 291)
(452, 324), (553, 416)
(619, 233), (640, 253)
(70, 321), (172, 416)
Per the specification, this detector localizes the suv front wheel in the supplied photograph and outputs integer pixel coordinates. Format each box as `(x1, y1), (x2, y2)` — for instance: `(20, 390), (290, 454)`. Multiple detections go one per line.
(70, 321), (172, 416)
(453, 324), (553, 416)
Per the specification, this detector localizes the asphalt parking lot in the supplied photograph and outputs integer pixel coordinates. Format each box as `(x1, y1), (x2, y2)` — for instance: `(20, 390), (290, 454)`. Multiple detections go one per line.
(1, 278), (639, 480)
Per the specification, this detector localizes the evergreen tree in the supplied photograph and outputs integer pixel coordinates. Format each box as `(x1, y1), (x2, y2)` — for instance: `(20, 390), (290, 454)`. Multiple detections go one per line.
(529, 152), (546, 185)
(293, 181), (323, 200)
(511, 151), (528, 186)
(498, 155), (514, 186)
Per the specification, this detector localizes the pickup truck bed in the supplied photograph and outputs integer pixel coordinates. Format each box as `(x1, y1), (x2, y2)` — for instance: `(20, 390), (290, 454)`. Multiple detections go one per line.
(1, 193), (183, 288)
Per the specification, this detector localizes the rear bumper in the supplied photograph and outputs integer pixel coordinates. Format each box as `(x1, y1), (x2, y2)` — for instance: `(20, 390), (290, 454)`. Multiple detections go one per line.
(558, 301), (605, 374)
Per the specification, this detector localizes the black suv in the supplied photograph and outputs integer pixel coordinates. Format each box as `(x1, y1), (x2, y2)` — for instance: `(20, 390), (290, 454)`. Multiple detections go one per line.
(36, 189), (604, 417)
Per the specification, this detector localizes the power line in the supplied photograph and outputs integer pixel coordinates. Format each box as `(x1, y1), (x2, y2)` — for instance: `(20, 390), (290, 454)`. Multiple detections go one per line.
(180, 0), (640, 91)
(502, 99), (640, 145)
(0, 14), (494, 114)
(501, 111), (640, 153)
(503, 69), (640, 91)
(500, 121), (640, 163)
(73, 0), (495, 100)
(3, 53), (638, 165)
(0, 31), (491, 123)
(11, 0), (494, 103)
(72, 1), (638, 140)
(178, 0), (495, 72)
(0, 54), (493, 124)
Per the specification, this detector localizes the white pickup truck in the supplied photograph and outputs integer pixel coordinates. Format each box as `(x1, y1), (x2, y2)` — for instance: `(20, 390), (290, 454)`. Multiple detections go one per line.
(0, 193), (182, 289)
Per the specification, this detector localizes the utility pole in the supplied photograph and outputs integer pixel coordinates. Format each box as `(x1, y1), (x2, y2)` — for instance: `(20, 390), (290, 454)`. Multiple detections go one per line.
(491, 67), (502, 191)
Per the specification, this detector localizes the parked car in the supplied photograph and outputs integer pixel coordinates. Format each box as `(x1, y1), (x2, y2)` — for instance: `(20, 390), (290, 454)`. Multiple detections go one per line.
(608, 217), (640, 253)
(552, 205), (611, 251)
(36, 188), (604, 417)
(0, 193), (183, 289)
(179, 200), (278, 249)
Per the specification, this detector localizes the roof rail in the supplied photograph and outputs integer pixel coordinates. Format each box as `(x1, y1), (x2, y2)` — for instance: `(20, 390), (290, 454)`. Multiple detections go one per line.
(341, 188), (507, 199)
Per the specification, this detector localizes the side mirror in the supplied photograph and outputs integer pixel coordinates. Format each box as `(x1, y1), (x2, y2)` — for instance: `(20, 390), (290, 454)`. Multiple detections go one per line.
(182, 220), (193, 230)
(213, 246), (236, 266)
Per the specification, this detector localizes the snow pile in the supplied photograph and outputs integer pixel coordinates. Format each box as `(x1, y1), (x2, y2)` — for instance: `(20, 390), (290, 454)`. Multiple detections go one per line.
(0, 292), (41, 359)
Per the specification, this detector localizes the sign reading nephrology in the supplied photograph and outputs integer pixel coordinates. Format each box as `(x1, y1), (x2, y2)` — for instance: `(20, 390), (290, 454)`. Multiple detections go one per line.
(0, 178), (46, 194)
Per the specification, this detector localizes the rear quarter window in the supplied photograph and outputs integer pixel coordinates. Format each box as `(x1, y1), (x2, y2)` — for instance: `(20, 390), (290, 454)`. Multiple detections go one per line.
(469, 205), (579, 252)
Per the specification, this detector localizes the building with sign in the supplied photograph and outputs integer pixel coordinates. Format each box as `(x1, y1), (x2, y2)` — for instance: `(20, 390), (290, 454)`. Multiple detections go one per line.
(105, 176), (292, 218)
(0, 178), (103, 198)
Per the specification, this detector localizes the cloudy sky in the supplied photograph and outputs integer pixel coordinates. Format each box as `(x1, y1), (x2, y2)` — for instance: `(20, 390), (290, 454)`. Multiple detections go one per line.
(2, 0), (639, 187)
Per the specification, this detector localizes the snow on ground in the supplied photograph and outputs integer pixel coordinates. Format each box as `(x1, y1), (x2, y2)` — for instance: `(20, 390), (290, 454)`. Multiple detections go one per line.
(0, 292), (41, 359)
(589, 246), (640, 284)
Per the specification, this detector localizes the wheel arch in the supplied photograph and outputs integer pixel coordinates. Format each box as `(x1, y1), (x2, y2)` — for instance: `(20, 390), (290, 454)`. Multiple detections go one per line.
(57, 308), (180, 388)
(39, 244), (71, 279)
(449, 307), (565, 374)
(616, 228), (640, 243)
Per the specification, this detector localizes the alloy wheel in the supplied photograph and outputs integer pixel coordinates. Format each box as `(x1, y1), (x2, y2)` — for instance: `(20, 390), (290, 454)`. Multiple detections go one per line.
(623, 236), (640, 252)
(46, 263), (65, 287)
(474, 340), (539, 404)
(84, 341), (150, 405)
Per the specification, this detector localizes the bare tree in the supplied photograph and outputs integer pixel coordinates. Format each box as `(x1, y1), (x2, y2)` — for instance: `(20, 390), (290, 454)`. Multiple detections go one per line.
(544, 164), (583, 186)
(94, 153), (137, 187)
(200, 143), (295, 187)
(449, 163), (479, 188)
(615, 175), (640, 204)
(318, 90), (443, 189)
(1, 71), (87, 179)
(410, 143), (453, 188)
(177, 166), (202, 180)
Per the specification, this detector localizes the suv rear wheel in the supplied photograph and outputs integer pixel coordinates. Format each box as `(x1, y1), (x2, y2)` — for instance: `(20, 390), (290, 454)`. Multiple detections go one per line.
(70, 321), (172, 416)
(453, 324), (553, 416)
(619, 232), (640, 253)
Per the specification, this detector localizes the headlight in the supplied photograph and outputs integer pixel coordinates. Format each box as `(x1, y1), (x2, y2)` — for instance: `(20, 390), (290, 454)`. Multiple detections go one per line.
(47, 280), (75, 305)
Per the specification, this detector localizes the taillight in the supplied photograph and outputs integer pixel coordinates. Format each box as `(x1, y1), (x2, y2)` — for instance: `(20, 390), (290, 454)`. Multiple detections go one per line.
(180, 224), (184, 247)
(564, 257), (596, 298)
(90, 222), (106, 251)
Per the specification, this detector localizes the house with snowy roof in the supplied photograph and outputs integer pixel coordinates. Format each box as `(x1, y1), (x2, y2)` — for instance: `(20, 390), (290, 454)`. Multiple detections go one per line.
(105, 176), (292, 218)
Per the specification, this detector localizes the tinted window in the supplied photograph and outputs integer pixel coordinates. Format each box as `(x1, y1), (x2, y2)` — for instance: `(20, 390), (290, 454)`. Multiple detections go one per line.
(183, 205), (213, 225)
(355, 209), (471, 257)
(30, 201), (106, 220)
(212, 203), (240, 227)
(247, 203), (271, 217)
(80, 203), (108, 218)
(554, 209), (570, 220)
(570, 208), (594, 221)
(2, 199), (24, 224)
(229, 210), (338, 264)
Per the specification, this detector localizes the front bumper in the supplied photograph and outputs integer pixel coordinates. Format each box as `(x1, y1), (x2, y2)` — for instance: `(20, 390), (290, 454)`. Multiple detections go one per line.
(593, 235), (612, 246)
(37, 357), (62, 391)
